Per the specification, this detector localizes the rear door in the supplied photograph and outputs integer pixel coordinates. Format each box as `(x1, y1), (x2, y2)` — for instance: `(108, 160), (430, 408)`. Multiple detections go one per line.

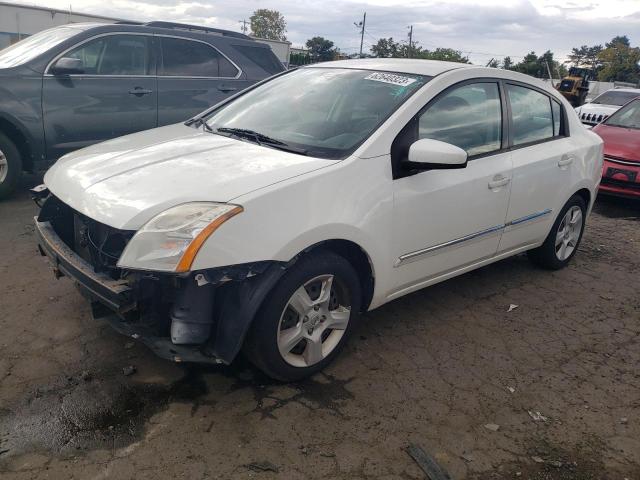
(157, 36), (251, 125)
(42, 33), (157, 160)
(498, 83), (574, 253)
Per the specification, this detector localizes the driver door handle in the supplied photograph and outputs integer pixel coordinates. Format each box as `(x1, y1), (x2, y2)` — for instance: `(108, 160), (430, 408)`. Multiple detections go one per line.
(128, 87), (153, 96)
(488, 175), (510, 190)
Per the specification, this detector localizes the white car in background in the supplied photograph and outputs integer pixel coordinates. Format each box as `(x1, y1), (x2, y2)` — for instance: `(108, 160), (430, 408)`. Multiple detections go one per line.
(575, 88), (640, 126)
(34, 59), (603, 381)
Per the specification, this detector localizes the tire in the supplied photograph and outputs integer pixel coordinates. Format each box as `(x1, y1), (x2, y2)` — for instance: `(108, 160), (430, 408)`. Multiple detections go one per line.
(0, 132), (22, 200)
(244, 251), (362, 382)
(527, 194), (587, 270)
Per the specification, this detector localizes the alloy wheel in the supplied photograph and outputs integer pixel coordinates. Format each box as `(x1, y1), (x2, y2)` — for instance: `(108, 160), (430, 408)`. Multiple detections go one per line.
(0, 149), (7, 183)
(277, 274), (351, 368)
(555, 205), (583, 261)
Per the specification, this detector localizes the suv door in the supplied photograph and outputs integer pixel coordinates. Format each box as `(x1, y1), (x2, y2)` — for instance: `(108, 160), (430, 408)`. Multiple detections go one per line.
(390, 81), (512, 298)
(157, 36), (251, 125)
(43, 34), (157, 160)
(498, 84), (573, 253)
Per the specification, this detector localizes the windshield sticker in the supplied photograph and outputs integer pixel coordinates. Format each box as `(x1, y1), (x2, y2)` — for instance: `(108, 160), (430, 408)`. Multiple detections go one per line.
(365, 72), (417, 87)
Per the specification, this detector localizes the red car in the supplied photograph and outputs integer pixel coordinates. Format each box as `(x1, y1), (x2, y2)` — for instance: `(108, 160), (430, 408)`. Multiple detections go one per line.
(593, 97), (640, 198)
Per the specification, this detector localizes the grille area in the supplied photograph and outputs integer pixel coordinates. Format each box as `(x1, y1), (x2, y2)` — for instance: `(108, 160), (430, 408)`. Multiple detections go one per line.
(580, 112), (609, 125)
(39, 195), (134, 279)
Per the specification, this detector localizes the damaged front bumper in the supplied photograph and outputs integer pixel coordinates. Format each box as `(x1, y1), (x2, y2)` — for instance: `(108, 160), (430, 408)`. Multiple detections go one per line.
(34, 215), (286, 365)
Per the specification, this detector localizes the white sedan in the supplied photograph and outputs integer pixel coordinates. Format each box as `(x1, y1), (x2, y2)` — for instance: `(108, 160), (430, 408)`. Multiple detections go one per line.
(35, 59), (603, 381)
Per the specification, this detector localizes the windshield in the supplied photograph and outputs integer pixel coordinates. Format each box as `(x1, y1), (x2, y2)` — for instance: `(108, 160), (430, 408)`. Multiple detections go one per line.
(0, 25), (88, 68)
(591, 90), (640, 106)
(204, 68), (430, 159)
(604, 99), (640, 129)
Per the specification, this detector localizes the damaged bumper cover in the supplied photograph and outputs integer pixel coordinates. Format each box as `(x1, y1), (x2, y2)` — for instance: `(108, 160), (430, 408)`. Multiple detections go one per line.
(35, 217), (286, 365)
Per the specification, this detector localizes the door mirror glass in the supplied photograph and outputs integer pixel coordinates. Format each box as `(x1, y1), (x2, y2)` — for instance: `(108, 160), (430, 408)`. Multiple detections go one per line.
(50, 57), (84, 75)
(407, 138), (468, 168)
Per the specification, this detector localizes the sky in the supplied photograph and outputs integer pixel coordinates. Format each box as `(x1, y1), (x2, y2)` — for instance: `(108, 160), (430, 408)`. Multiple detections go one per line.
(8, 0), (640, 64)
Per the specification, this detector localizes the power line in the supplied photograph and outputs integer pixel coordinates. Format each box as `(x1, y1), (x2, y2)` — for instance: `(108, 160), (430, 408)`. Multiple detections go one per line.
(353, 12), (366, 58)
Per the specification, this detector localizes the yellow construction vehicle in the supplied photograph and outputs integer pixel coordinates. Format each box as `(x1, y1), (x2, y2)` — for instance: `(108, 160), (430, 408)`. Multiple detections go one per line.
(556, 67), (594, 107)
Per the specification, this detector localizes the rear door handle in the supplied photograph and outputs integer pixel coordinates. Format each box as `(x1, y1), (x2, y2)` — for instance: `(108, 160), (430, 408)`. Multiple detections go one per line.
(488, 175), (510, 190)
(558, 155), (574, 168)
(217, 86), (238, 93)
(128, 87), (153, 96)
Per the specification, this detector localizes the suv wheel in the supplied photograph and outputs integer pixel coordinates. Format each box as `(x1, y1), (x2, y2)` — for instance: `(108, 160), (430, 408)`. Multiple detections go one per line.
(244, 251), (361, 381)
(527, 194), (587, 270)
(0, 132), (22, 200)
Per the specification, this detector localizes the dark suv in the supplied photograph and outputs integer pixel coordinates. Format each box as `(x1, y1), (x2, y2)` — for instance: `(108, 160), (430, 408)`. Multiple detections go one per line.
(0, 21), (285, 198)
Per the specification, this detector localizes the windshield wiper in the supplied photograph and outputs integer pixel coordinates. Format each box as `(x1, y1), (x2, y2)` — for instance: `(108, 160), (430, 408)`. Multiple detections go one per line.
(216, 127), (307, 155)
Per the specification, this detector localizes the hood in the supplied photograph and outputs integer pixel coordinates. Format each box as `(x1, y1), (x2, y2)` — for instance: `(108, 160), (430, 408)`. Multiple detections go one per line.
(45, 123), (338, 230)
(592, 124), (640, 162)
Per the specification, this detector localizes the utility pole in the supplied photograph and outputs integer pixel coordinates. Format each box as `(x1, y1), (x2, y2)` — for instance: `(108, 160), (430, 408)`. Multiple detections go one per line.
(238, 19), (249, 34)
(407, 25), (413, 58)
(354, 12), (366, 58)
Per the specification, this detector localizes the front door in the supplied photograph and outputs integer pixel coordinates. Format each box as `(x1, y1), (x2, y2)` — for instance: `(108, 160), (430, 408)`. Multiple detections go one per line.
(43, 33), (157, 160)
(390, 81), (512, 298)
(156, 36), (252, 125)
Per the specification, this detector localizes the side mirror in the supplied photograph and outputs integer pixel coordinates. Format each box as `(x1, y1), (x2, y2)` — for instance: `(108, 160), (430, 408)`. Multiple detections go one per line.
(406, 138), (468, 170)
(50, 57), (84, 75)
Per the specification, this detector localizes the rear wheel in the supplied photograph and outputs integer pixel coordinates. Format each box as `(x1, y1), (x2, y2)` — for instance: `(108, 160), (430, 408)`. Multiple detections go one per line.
(0, 132), (22, 200)
(527, 195), (586, 270)
(244, 251), (361, 381)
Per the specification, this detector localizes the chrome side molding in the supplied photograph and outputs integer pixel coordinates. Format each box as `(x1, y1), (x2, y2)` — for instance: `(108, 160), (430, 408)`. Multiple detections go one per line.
(395, 209), (552, 267)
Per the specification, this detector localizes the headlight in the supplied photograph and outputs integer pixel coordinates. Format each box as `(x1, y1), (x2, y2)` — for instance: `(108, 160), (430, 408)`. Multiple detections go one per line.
(117, 202), (243, 272)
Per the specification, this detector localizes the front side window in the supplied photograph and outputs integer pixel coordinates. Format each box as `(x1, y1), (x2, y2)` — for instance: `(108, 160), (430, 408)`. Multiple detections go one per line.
(604, 99), (640, 129)
(507, 84), (553, 145)
(204, 68), (430, 159)
(160, 37), (238, 77)
(418, 82), (502, 156)
(61, 35), (150, 75)
(0, 25), (86, 68)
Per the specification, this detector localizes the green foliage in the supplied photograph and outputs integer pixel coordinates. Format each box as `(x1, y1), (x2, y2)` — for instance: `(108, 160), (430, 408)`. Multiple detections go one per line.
(502, 56), (513, 70)
(250, 9), (287, 41)
(597, 37), (640, 82)
(370, 38), (469, 63)
(370, 37), (401, 58)
(511, 50), (564, 79)
(567, 36), (639, 83)
(305, 37), (337, 62)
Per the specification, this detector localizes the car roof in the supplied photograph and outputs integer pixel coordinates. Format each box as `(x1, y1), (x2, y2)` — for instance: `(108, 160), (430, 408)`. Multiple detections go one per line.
(304, 58), (473, 76)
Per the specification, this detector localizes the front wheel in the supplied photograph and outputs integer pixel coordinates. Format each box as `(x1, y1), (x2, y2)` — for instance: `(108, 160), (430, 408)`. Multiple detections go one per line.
(0, 132), (22, 200)
(244, 251), (361, 381)
(527, 194), (587, 270)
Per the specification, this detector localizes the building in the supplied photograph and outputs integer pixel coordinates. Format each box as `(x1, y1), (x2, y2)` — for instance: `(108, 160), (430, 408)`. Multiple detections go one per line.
(0, 1), (123, 49)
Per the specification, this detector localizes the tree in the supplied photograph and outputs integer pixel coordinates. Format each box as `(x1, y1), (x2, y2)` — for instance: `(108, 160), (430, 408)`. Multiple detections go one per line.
(512, 50), (565, 79)
(486, 58), (499, 68)
(420, 47), (469, 63)
(597, 36), (640, 82)
(370, 37), (401, 58)
(250, 9), (286, 41)
(306, 37), (337, 62)
(568, 44), (603, 70)
(502, 56), (513, 70)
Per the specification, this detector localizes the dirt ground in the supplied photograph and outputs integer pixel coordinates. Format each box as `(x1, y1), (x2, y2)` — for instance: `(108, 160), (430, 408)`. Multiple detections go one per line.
(0, 179), (639, 480)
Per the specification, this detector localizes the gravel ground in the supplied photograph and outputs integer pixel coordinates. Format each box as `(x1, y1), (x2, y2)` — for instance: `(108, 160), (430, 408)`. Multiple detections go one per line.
(0, 180), (639, 480)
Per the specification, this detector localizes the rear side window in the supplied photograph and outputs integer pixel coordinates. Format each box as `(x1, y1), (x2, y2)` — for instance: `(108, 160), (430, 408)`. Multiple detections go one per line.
(507, 84), (554, 145)
(63, 35), (151, 75)
(233, 44), (283, 75)
(418, 82), (502, 156)
(160, 37), (238, 77)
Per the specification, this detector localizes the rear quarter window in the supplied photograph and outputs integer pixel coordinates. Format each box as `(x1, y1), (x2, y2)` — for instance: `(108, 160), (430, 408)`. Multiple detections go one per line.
(232, 44), (284, 75)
